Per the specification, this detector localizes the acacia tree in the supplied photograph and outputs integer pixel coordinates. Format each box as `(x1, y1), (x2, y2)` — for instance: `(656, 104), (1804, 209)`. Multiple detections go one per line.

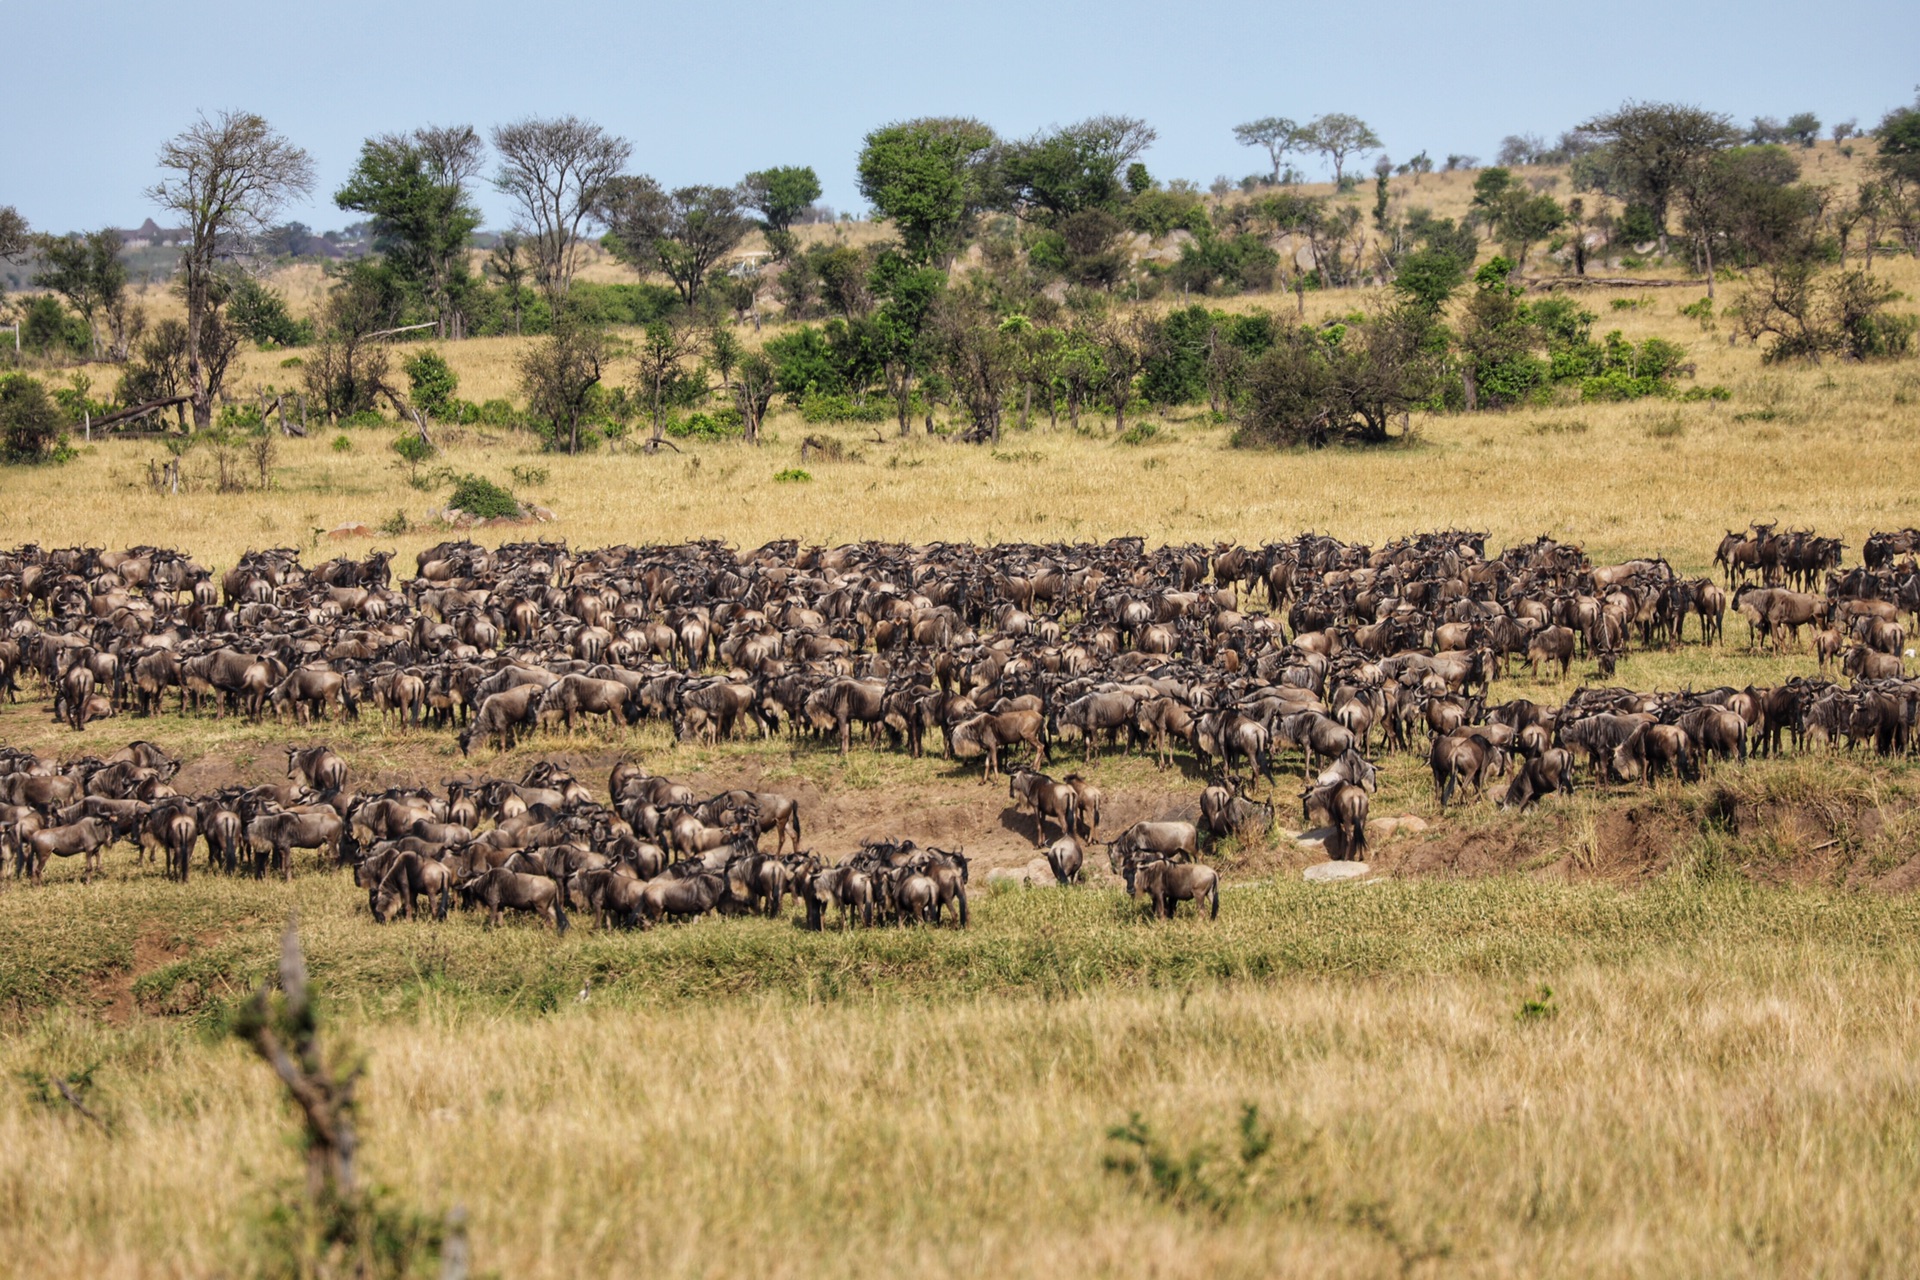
(1233, 117), (1302, 183)
(1580, 101), (1737, 255)
(1299, 113), (1381, 183)
(598, 177), (753, 308)
(491, 116), (631, 304)
(34, 229), (133, 360)
(148, 112), (314, 429)
(632, 319), (701, 448)
(857, 117), (998, 265)
(335, 127), (484, 338)
(519, 317), (611, 454)
(743, 165), (822, 260)
(486, 232), (531, 334)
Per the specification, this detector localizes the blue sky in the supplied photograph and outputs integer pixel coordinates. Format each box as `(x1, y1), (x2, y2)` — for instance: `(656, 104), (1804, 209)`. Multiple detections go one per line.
(6, 0), (1917, 233)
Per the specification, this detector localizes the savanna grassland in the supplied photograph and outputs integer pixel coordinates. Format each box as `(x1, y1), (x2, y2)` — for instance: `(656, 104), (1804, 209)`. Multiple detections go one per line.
(4, 145), (1920, 1278)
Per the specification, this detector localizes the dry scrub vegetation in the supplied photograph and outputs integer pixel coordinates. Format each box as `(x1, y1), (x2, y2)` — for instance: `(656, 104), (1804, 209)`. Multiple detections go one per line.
(8, 253), (1920, 574)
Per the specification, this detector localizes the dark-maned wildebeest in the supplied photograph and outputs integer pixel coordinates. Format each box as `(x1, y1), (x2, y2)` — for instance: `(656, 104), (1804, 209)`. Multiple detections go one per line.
(26, 816), (115, 884)
(949, 710), (1048, 780)
(459, 683), (543, 755)
(1429, 732), (1506, 810)
(1127, 857), (1220, 920)
(1111, 820), (1200, 864)
(1614, 722), (1698, 783)
(246, 807), (346, 880)
(464, 866), (568, 931)
(286, 744), (348, 794)
(1046, 834), (1086, 885)
(1007, 770), (1078, 848)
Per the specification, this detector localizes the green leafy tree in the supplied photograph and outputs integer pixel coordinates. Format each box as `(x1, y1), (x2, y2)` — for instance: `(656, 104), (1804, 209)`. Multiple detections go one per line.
(632, 320), (703, 448)
(1681, 146), (1821, 289)
(1469, 167), (1517, 241)
(1298, 113), (1381, 183)
(598, 177), (753, 309)
(485, 231), (531, 334)
(519, 316), (612, 453)
(1873, 100), (1920, 184)
(742, 166), (822, 232)
(856, 117), (998, 265)
(148, 111), (314, 428)
(868, 252), (944, 435)
(999, 115), (1156, 223)
(228, 276), (309, 348)
(335, 129), (484, 338)
(1580, 101), (1738, 254)
(32, 229), (130, 360)
(403, 348), (459, 419)
(1501, 194), (1566, 274)
(1232, 117), (1302, 184)
(0, 207), (28, 264)
(1785, 112), (1822, 147)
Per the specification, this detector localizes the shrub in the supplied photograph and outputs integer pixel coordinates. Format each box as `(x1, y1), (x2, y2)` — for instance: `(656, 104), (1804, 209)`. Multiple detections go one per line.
(330, 434), (353, 453)
(403, 349), (459, 419)
(800, 392), (889, 423)
(509, 464), (549, 486)
(228, 277), (312, 348)
(666, 408), (744, 440)
(447, 473), (520, 518)
(0, 374), (70, 463)
(390, 432), (434, 469)
(477, 398), (520, 428)
(1117, 421), (1161, 444)
(772, 467), (812, 483)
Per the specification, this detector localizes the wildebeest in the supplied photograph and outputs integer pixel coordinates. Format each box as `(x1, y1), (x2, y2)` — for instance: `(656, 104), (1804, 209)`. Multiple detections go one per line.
(286, 744), (348, 794)
(463, 866), (568, 931)
(25, 816), (116, 884)
(1007, 770), (1078, 848)
(1125, 855), (1220, 920)
(1429, 732), (1506, 809)
(949, 710), (1048, 780)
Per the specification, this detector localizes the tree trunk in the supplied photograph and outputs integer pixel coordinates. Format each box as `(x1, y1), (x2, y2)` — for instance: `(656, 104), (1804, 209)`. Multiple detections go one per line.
(1703, 235), (1716, 301)
(1019, 383), (1031, 431)
(1463, 364), (1478, 413)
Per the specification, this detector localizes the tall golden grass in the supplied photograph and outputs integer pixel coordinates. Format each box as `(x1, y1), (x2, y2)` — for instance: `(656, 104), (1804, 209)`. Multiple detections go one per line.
(4, 893), (1918, 1279)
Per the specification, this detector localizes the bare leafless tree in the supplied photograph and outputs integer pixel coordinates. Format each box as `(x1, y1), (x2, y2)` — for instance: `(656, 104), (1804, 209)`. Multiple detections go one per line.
(491, 116), (631, 304)
(414, 123), (486, 189)
(148, 112), (314, 429)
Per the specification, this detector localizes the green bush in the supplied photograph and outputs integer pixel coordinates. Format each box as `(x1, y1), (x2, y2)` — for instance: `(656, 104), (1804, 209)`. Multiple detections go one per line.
(228, 277), (312, 348)
(1117, 421), (1161, 445)
(0, 374), (71, 464)
(800, 393), (889, 423)
(330, 434), (353, 453)
(340, 409), (386, 428)
(666, 408), (744, 440)
(403, 349), (459, 419)
(477, 399), (520, 428)
(772, 467), (812, 483)
(390, 432), (434, 468)
(447, 473), (520, 518)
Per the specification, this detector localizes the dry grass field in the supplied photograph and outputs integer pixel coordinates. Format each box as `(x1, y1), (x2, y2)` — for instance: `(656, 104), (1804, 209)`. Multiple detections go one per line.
(3, 145), (1920, 1279)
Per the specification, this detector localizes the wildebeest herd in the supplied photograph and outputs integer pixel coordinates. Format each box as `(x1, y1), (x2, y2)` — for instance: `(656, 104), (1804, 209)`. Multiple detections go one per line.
(2, 522), (1919, 922)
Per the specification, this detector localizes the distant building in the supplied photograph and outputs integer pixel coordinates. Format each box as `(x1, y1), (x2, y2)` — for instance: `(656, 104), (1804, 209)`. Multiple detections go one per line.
(116, 218), (189, 249)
